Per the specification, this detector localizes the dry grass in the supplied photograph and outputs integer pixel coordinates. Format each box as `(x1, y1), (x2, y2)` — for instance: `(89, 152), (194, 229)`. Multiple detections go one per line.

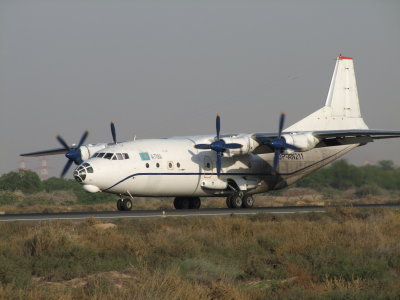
(1, 186), (399, 214)
(0, 208), (399, 299)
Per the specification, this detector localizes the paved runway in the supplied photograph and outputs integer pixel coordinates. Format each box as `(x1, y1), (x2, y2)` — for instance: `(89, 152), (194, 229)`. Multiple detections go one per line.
(0, 203), (399, 222)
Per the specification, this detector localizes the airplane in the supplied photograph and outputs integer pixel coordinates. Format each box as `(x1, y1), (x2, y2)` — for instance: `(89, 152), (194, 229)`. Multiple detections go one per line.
(21, 56), (400, 211)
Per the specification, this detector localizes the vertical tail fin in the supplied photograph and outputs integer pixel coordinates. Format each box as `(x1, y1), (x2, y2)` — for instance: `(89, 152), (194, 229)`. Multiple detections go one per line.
(325, 56), (362, 118)
(286, 56), (368, 131)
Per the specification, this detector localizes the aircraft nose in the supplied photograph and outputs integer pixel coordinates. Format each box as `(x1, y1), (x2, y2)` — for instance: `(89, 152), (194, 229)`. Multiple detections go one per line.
(73, 162), (94, 183)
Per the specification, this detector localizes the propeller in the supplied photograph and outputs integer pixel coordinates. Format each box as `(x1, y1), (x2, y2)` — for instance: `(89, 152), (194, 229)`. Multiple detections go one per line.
(56, 131), (89, 177)
(194, 114), (242, 177)
(265, 113), (299, 174)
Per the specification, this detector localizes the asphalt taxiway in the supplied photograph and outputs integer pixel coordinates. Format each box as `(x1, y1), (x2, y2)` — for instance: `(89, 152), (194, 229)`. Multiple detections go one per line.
(0, 203), (399, 222)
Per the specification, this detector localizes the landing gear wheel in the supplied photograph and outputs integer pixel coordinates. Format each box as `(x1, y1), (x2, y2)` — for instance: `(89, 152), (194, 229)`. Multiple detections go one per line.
(122, 198), (132, 211)
(242, 195), (254, 208)
(226, 196), (233, 208)
(117, 199), (124, 211)
(189, 197), (201, 209)
(174, 197), (183, 209)
(174, 197), (201, 209)
(230, 193), (243, 209)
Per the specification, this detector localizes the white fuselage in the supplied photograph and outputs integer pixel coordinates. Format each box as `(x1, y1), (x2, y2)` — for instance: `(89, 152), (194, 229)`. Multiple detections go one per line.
(76, 134), (358, 197)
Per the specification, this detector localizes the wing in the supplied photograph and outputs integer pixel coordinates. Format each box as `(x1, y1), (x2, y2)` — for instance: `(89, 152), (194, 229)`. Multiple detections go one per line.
(312, 129), (400, 147)
(253, 129), (400, 154)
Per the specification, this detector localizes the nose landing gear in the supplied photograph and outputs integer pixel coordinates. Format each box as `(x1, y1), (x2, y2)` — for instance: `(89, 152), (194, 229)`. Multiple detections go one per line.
(117, 198), (133, 211)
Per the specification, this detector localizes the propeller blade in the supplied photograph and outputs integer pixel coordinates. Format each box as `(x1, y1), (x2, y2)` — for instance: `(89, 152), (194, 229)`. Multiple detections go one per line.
(56, 135), (70, 150)
(216, 114), (221, 140)
(77, 130), (89, 148)
(216, 151), (222, 177)
(111, 122), (117, 144)
(61, 160), (74, 178)
(278, 113), (285, 138)
(284, 143), (300, 151)
(194, 144), (212, 149)
(20, 148), (67, 157)
(223, 143), (243, 149)
(273, 148), (281, 174)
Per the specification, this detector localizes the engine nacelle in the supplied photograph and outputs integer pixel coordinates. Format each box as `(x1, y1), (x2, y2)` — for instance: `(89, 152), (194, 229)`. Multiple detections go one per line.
(201, 179), (228, 190)
(222, 135), (259, 157)
(79, 143), (110, 161)
(281, 133), (319, 153)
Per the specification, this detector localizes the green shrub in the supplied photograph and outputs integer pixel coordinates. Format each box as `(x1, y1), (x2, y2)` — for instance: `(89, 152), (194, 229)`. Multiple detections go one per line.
(354, 184), (382, 198)
(0, 170), (43, 193)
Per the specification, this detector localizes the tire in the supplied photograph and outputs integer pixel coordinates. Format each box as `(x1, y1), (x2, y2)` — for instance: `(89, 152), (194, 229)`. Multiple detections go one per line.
(226, 196), (233, 208)
(122, 199), (132, 211)
(181, 197), (190, 209)
(189, 197), (201, 209)
(174, 197), (183, 209)
(242, 195), (254, 208)
(230, 193), (243, 208)
(117, 199), (124, 211)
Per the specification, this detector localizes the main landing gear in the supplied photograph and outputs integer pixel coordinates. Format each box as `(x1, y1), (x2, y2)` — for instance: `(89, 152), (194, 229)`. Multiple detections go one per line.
(117, 198), (132, 211)
(226, 193), (254, 209)
(173, 197), (201, 209)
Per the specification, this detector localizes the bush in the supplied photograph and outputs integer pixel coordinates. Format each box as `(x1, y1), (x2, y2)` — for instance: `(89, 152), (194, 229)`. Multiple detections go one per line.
(0, 170), (43, 193)
(297, 159), (400, 191)
(354, 184), (382, 198)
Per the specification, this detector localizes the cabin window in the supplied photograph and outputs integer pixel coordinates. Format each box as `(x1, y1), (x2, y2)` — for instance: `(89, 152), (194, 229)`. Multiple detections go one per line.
(168, 162), (173, 169)
(146, 163), (149, 168)
(156, 163), (160, 168)
(177, 162), (180, 168)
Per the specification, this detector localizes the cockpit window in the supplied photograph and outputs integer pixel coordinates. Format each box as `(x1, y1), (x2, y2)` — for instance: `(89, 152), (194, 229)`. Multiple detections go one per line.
(104, 153), (113, 160)
(92, 152), (130, 160)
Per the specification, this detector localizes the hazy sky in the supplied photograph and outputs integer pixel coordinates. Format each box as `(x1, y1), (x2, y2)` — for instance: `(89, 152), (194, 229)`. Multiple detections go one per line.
(1, 0), (400, 178)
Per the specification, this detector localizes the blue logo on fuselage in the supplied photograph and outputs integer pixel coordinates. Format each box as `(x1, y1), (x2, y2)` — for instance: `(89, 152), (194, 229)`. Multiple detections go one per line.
(139, 152), (150, 161)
